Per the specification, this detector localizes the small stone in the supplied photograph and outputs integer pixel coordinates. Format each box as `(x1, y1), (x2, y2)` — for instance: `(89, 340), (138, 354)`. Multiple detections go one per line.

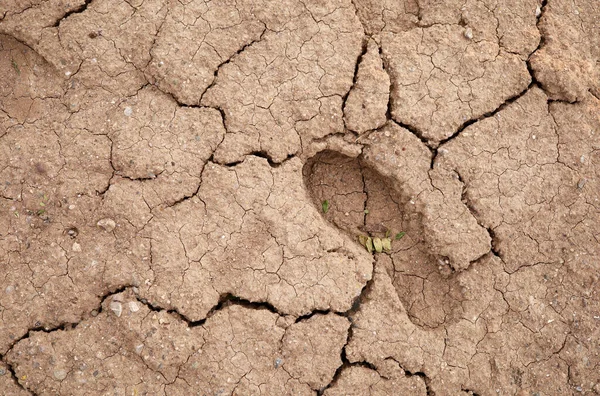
(90, 309), (98, 317)
(128, 301), (140, 312)
(464, 27), (473, 40)
(535, 5), (542, 17)
(274, 358), (283, 368)
(124, 107), (133, 117)
(53, 369), (67, 380)
(97, 218), (116, 232)
(72, 242), (82, 252)
(135, 344), (144, 354)
(110, 301), (122, 317)
(577, 178), (587, 189)
(5, 285), (14, 293)
(0, 368), (6, 376)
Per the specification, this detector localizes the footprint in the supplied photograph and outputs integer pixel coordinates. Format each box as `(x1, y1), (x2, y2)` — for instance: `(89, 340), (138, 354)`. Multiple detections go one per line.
(303, 122), (492, 327)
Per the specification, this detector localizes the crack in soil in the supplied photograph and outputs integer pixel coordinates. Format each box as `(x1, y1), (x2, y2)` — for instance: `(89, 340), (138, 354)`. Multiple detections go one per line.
(51, 0), (93, 28)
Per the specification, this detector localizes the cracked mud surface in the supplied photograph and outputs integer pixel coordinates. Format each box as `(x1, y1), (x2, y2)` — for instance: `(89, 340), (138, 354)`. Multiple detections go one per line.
(0, 0), (599, 394)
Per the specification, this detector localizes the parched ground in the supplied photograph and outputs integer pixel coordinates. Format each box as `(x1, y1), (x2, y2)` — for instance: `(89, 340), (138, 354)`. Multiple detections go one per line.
(0, 0), (599, 394)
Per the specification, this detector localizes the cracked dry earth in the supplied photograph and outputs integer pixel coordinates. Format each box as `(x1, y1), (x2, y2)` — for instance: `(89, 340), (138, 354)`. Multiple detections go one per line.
(0, 0), (599, 395)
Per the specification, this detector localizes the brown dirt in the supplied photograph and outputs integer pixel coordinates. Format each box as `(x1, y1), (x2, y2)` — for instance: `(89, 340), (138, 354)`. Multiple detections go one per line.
(0, 0), (599, 395)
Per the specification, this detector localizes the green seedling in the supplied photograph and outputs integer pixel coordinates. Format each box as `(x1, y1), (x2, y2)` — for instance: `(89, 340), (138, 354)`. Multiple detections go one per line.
(321, 200), (329, 213)
(11, 59), (20, 75)
(365, 237), (373, 253)
(373, 237), (383, 253)
(381, 238), (392, 251)
(358, 228), (405, 253)
(359, 235), (374, 253)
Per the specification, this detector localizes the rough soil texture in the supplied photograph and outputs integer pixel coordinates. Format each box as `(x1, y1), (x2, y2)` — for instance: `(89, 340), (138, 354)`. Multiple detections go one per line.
(0, 0), (599, 395)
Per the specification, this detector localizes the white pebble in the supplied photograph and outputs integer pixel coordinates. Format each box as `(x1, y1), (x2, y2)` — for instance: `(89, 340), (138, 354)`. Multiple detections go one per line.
(124, 107), (133, 117)
(128, 301), (140, 313)
(464, 27), (473, 40)
(72, 242), (82, 252)
(53, 369), (67, 380)
(97, 218), (116, 232)
(110, 301), (122, 317)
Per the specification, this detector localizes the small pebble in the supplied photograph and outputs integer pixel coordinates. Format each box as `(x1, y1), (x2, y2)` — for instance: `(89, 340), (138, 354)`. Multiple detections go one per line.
(274, 358), (283, 368)
(535, 5), (542, 17)
(110, 301), (122, 317)
(72, 242), (82, 252)
(54, 369), (67, 380)
(0, 368), (6, 376)
(5, 285), (14, 293)
(90, 309), (98, 317)
(577, 178), (586, 189)
(128, 301), (140, 313)
(97, 218), (116, 232)
(464, 27), (473, 40)
(124, 107), (133, 117)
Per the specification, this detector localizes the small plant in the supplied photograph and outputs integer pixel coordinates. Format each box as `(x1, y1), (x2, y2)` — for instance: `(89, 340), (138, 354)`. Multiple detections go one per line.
(358, 227), (406, 253)
(321, 200), (329, 213)
(11, 59), (20, 75)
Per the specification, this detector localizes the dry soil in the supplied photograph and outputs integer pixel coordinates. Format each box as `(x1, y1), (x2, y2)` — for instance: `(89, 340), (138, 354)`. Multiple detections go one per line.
(0, 0), (599, 395)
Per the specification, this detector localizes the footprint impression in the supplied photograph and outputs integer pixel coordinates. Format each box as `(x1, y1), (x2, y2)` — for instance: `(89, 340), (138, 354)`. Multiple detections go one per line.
(303, 123), (492, 328)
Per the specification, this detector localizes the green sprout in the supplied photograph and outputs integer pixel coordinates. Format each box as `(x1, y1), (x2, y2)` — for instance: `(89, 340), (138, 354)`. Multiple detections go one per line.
(321, 200), (329, 213)
(358, 230), (406, 253)
(11, 59), (20, 75)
